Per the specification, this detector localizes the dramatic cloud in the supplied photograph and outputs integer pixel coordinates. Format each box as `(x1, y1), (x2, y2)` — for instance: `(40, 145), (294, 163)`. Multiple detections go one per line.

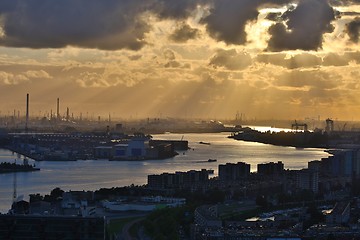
(209, 49), (252, 70)
(0, 71), (28, 85)
(322, 53), (351, 66)
(0, 69), (50, 85)
(287, 54), (322, 69)
(24, 70), (52, 79)
(200, 0), (291, 45)
(169, 23), (200, 43)
(346, 17), (360, 42)
(0, 0), (151, 50)
(0, 2), (17, 14)
(0, 0), (356, 51)
(76, 70), (141, 88)
(151, 0), (204, 20)
(346, 51), (360, 63)
(0, 0), (360, 120)
(266, 12), (283, 22)
(274, 70), (337, 90)
(267, 0), (336, 51)
(329, 0), (360, 6)
(258, 52), (360, 68)
(201, 0), (261, 45)
(76, 72), (110, 88)
(0, 0), (209, 50)
(161, 49), (191, 69)
(128, 55), (143, 61)
(257, 53), (322, 69)
(163, 49), (176, 61)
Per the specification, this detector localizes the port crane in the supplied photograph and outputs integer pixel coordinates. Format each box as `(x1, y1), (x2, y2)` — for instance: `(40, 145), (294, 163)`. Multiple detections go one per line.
(291, 120), (308, 132)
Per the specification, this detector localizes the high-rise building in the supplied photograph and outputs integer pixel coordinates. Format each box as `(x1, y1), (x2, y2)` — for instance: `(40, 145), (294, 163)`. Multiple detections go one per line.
(147, 169), (209, 189)
(218, 162), (250, 181)
(320, 149), (360, 179)
(257, 161), (284, 176)
(296, 169), (319, 193)
(308, 160), (321, 172)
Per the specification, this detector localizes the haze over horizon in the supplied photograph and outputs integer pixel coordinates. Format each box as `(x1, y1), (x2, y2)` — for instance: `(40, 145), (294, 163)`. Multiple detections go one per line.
(0, 0), (359, 121)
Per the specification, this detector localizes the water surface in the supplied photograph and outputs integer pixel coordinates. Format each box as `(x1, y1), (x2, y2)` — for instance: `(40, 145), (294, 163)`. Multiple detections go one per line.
(0, 132), (329, 213)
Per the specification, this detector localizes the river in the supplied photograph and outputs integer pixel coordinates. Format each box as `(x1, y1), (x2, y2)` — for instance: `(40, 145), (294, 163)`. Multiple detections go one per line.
(0, 132), (330, 213)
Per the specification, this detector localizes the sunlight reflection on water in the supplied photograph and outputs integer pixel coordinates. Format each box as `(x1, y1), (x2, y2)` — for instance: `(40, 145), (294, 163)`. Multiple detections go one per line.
(0, 132), (329, 213)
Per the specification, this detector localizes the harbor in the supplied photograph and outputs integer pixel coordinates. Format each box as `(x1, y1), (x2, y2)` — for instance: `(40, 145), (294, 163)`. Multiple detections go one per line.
(0, 132), (330, 213)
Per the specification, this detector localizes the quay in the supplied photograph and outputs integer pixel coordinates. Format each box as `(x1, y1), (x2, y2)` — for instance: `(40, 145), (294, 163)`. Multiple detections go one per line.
(2, 132), (188, 161)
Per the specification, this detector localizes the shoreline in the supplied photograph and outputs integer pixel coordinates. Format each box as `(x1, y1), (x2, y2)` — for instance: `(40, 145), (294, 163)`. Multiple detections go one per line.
(0, 168), (40, 174)
(0, 132), (331, 213)
(1, 146), (179, 162)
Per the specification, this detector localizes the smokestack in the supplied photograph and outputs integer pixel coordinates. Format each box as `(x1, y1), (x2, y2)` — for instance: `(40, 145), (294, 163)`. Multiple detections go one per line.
(57, 98), (60, 120)
(25, 93), (29, 131)
(66, 107), (69, 121)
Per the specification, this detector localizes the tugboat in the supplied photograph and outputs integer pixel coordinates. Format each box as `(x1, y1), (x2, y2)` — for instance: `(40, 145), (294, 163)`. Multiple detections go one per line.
(208, 159), (217, 162)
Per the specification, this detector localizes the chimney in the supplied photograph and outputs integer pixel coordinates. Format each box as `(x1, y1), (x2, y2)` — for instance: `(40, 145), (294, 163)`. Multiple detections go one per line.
(25, 93), (29, 131)
(57, 98), (60, 120)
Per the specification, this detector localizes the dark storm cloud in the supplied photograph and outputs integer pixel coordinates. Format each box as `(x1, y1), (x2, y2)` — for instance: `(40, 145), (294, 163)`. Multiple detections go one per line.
(0, 0), (207, 50)
(267, 0), (336, 51)
(151, 0), (205, 20)
(345, 17), (360, 43)
(169, 23), (200, 43)
(0, 1), (17, 13)
(200, 0), (260, 45)
(200, 0), (290, 45)
(0, 0), (356, 51)
(209, 49), (252, 70)
(0, 0), (151, 50)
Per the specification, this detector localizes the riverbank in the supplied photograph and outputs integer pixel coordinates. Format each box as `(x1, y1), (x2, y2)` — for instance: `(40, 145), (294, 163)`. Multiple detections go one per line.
(0, 132), (331, 213)
(229, 129), (328, 148)
(0, 162), (40, 174)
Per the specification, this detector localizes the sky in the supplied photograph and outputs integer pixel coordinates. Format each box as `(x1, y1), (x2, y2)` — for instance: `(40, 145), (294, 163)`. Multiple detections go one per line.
(0, 0), (359, 121)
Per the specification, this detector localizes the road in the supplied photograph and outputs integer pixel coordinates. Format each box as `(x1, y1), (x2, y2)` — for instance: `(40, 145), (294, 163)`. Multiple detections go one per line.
(120, 217), (145, 240)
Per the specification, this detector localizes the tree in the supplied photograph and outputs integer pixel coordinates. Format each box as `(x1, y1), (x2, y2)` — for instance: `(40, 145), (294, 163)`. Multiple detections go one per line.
(50, 187), (64, 200)
(29, 193), (43, 203)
